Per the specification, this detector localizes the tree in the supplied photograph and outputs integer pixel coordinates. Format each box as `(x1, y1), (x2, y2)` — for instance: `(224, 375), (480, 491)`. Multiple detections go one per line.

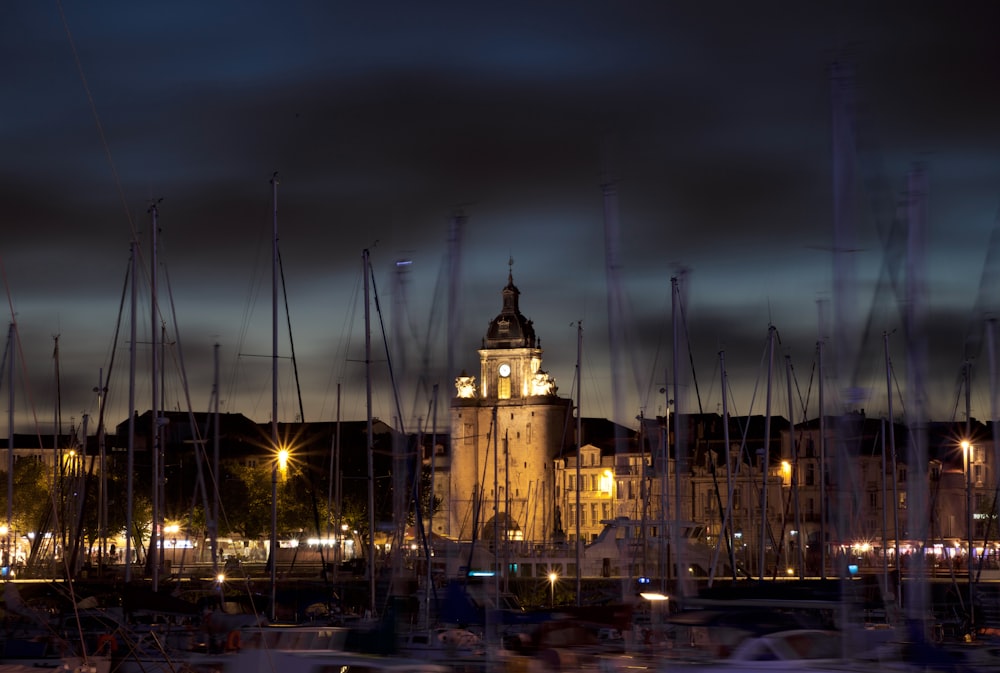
(0, 457), (51, 536)
(219, 463), (272, 539)
(218, 462), (316, 540)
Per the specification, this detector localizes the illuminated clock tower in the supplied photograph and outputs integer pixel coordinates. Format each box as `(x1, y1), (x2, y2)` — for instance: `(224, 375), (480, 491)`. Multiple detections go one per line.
(444, 267), (573, 546)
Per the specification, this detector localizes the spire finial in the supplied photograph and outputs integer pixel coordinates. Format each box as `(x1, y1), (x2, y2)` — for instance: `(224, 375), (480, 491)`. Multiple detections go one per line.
(508, 256), (514, 283)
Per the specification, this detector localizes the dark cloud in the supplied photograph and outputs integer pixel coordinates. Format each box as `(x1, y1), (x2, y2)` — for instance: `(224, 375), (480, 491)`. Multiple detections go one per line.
(1, 2), (998, 434)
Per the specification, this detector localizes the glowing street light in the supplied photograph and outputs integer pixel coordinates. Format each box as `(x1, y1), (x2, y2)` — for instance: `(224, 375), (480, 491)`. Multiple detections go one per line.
(780, 460), (792, 486)
(548, 571), (558, 607)
(277, 446), (290, 476)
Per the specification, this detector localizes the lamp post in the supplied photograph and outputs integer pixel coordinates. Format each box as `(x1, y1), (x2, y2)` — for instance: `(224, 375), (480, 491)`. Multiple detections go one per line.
(734, 530), (744, 576)
(962, 440), (974, 630)
(548, 572), (557, 607)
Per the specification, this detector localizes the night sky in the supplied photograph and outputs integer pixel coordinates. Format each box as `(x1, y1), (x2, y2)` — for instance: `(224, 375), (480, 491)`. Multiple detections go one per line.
(3, 2), (999, 436)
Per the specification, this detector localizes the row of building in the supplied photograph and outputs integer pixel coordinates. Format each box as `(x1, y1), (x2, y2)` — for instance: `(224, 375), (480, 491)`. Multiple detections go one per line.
(3, 272), (997, 579)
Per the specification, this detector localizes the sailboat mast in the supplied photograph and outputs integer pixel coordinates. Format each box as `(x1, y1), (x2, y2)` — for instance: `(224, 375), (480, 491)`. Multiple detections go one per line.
(424, 384), (438, 627)
(720, 351), (739, 582)
(883, 331), (901, 607)
(493, 424), (499, 604)
(270, 173), (279, 622)
(97, 368), (107, 573)
(76, 414), (89, 575)
(817, 334), (827, 580)
(212, 342), (220, 578)
(662, 369), (671, 588)
(964, 361), (975, 630)
(504, 430), (510, 596)
(328, 383), (339, 540)
(430, 385), (438, 544)
(150, 201), (161, 592)
(364, 248), (376, 618)
(126, 241), (137, 583)
(670, 277), (685, 597)
(53, 335), (61, 552)
(6, 324), (13, 542)
(759, 325), (775, 579)
(335, 384), (342, 557)
(785, 355), (803, 577)
(987, 320), (1000, 591)
(880, 419), (889, 598)
(574, 321), (582, 605)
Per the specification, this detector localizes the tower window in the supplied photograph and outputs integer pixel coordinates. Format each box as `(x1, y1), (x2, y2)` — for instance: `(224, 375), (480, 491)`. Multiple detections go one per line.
(498, 377), (511, 399)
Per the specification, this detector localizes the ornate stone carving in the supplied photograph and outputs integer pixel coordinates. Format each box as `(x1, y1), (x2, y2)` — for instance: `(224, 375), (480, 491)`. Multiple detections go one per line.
(455, 374), (478, 399)
(530, 369), (556, 396)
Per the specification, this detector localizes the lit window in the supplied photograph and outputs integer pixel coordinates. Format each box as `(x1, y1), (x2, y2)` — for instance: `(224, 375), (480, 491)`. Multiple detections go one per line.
(599, 471), (614, 495)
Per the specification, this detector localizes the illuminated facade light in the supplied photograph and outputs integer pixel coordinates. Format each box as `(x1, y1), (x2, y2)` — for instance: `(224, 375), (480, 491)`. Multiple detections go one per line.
(599, 470), (614, 495)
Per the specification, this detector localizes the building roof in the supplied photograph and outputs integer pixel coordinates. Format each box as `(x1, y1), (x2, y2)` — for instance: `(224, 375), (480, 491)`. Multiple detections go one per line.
(483, 270), (537, 349)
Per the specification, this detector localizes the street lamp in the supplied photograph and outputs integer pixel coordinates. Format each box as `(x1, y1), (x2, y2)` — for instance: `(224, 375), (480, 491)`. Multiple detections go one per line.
(734, 530), (745, 576)
(548, 572), (558, 607)
(277, 446), (290, 477)
(962, 440), (975, 629)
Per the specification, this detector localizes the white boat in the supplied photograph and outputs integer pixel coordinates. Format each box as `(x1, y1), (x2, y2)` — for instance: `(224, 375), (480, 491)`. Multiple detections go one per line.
(184, 648), (450, 673)
(0, 658), (111, 673)
(595, 625), (993, 673)
(591, 629), (842, 672)
(397, 627), (485, 658)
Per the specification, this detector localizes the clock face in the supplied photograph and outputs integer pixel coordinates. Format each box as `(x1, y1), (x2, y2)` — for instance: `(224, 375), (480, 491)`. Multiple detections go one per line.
(498, 363), (511, 377)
